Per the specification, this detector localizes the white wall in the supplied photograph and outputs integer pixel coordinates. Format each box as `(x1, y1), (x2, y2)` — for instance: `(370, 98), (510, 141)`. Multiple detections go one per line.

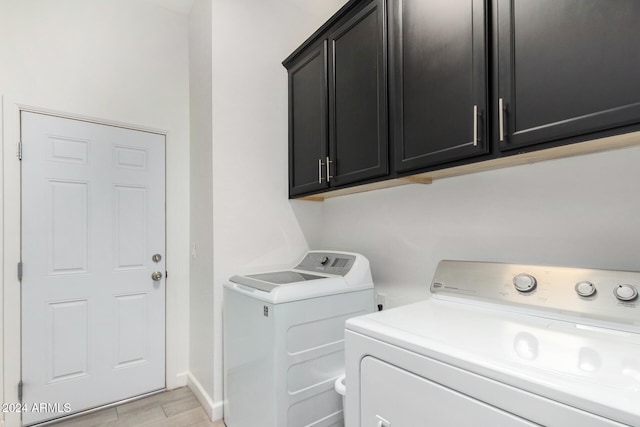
(205, 0), (347, 418)
(0, 1), (191, 425)
(187, 0), (215, 417)
(319, 143), (640, 307)
(0, 94), (4, 427)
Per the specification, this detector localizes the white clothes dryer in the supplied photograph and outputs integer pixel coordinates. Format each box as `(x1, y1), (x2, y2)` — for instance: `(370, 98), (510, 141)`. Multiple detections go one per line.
(345, 260), (640, 427)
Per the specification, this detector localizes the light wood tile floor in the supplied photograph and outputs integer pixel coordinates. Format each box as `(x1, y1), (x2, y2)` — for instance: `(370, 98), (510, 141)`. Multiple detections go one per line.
(50, 387), (225, 427)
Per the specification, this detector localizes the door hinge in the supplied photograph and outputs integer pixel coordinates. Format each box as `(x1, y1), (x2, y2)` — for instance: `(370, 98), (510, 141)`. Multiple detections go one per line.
(18, 262), (23, 281)
(17, 141), (23, 160)
(18, 381), (23, 402)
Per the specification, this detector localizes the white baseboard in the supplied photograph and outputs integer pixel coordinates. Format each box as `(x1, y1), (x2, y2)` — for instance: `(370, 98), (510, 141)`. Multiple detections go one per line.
(187, 372), (223, 422)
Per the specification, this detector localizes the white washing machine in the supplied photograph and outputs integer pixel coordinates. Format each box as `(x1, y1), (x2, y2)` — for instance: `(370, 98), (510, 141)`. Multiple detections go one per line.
(224, 251), (374, 427)
(345, 261), (640, 427)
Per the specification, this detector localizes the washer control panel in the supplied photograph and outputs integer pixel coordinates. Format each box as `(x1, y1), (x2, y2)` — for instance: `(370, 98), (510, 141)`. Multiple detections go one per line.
(295, 252), (356, 276)
(431, 261), (640, 330)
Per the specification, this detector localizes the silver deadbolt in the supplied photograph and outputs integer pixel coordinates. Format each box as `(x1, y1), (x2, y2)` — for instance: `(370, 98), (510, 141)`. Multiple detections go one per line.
(151, 271), (163, 281)
(152, 254), (162, 263)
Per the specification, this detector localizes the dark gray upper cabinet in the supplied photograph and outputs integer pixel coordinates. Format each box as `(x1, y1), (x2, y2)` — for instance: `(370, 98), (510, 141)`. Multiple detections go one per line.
(496, 0), (640, 151)
(286, 0), (640, 199)
(285, 0), (387, 197)
(328, 0), (388, 186)
(287, 42), (329, 196)
(391, 0), (488, 172)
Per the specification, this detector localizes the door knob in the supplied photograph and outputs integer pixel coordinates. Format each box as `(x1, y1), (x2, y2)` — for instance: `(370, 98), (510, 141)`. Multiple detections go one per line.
(151, 271), (163, 281)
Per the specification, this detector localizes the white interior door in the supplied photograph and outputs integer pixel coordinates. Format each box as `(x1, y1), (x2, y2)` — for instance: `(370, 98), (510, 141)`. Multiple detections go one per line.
(21, 112), (166, 426)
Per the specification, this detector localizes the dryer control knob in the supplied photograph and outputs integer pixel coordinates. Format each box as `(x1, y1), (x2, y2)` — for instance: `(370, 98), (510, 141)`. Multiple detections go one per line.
(513, 273), (537, 292)
(575, 281), (596, 297)
(320, 255), (330, 265)
(614, 284), (638, 302)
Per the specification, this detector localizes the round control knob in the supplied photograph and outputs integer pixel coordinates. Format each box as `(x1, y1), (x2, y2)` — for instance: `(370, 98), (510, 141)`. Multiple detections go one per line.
(320, 256), (330, 265)
(575, 281), (596, 297)
(614, 284), (638, 302)
(513, 273), (537, 292)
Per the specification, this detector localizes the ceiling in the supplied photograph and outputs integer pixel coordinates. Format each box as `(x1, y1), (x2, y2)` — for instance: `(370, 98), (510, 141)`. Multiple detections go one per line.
(140, 0), (195, 15)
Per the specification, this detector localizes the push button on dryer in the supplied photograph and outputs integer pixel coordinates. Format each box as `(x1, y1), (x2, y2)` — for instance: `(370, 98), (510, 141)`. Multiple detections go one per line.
(614, 284), (638, 302)
(513, 273), (537, 293)
(575, 281), (596, 297)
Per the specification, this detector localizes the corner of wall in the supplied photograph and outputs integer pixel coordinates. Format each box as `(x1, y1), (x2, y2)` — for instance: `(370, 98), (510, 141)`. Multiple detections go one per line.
(174, 371), (189, 388)
(188, 0), (215, 406)
(187, 372), (223, 422)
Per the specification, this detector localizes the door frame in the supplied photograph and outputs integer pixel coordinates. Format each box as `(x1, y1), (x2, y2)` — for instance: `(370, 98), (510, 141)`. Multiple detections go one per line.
(2, 100), (181, 427)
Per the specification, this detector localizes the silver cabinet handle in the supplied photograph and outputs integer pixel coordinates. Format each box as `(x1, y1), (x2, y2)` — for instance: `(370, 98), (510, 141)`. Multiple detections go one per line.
(318, 158), (325, 184)
(473, 105), (478, 146)
(499, 97), (505, 142)
(151, 271), (163, 281)
(326, 156), (333, 182)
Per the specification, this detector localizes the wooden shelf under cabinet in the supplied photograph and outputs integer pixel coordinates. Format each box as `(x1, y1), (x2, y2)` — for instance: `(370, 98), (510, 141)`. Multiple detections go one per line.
(295, 131), (640, 201)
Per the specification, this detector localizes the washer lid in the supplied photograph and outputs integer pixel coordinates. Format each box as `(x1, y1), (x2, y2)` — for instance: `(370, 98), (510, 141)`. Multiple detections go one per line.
(225, 251), (374, 304)
(229, 271), (325, 292)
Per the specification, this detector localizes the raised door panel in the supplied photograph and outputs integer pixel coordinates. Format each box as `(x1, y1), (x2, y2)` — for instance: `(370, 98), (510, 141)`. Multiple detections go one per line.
(114, 293), (148, 368)
(46, 300), (89, 383)
(328, 0), (388, 186)
(288, 42), (329, 196)
(47, 180), (89, 274)
(392, 0), (488, 172)
(114, 185), (147, 270)
(497, 0), (640, 151)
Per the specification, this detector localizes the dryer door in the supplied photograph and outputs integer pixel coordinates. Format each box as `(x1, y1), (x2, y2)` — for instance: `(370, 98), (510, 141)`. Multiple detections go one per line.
(360, 356), (537, 426)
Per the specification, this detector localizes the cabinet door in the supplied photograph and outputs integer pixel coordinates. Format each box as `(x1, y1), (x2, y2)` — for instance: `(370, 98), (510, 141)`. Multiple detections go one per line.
(288, 42), (329, 196)
(497, 0), (640, 151)
(328, 0), (388, 187)
(392, 0), (488, 173)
